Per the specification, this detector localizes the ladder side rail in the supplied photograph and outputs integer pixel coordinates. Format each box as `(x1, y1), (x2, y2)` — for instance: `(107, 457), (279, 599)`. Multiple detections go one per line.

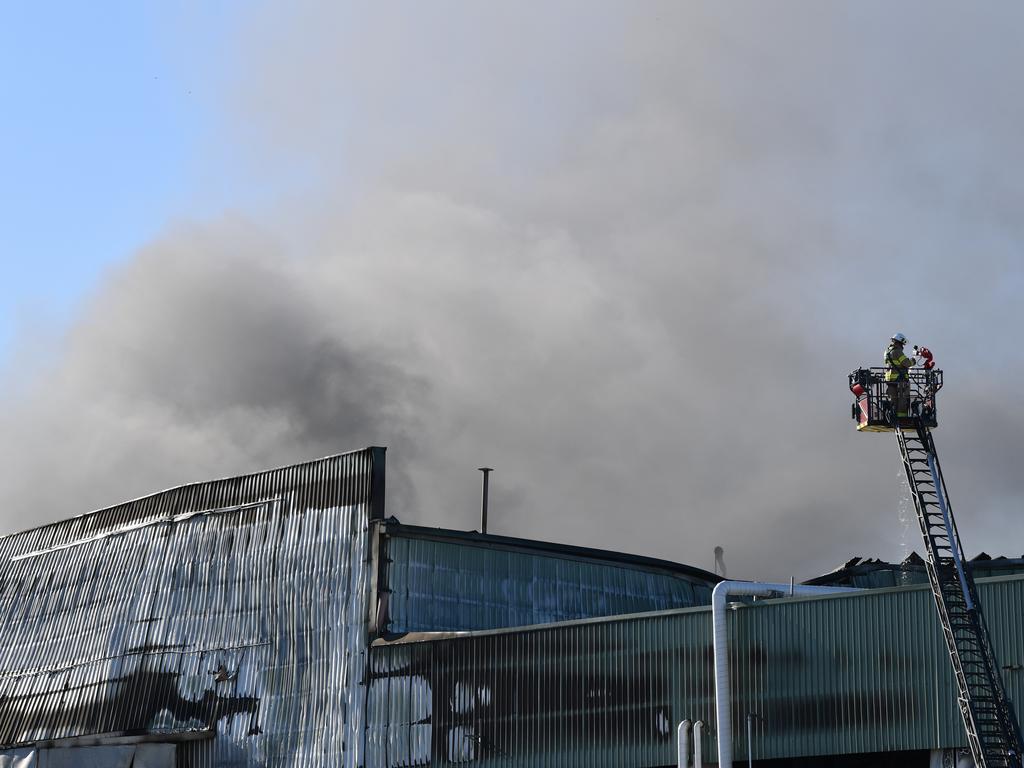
(924, 448), (974, 610)
(897, 430), (976, 688)
(923, 426), (975, 588)
(965, 574), (1024, 760)
(901, 423), (1023, 766)
(928, 564), (987, 764)
(914, 431), (1003, 766)
(897, 426), (990, 766)
(924, 426), (1023, 757)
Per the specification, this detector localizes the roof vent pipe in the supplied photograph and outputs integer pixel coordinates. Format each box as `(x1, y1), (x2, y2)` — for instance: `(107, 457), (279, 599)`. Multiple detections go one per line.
(712, 581), (861, 767)
(677, 719), (691, 768)
(478, 468), (493, 534)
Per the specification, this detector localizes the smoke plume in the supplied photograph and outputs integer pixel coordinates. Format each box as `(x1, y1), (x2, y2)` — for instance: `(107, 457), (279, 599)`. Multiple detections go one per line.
(3, 2), (1024, 580)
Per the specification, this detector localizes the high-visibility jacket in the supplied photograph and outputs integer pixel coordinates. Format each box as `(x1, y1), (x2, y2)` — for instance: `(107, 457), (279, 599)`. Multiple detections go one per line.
(884, 343), (915, 382)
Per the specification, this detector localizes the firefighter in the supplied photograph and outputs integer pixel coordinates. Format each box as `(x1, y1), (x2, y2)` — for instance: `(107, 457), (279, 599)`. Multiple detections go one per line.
(884, 332), (917, 418)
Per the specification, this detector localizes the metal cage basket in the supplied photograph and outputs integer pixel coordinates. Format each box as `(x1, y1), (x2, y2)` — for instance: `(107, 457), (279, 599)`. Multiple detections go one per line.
(848, 367), (943, 432)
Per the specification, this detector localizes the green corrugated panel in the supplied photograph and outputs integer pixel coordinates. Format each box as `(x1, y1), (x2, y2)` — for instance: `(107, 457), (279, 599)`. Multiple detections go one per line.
(733, 585), (939, 759)
(367, 575), (1024, 767)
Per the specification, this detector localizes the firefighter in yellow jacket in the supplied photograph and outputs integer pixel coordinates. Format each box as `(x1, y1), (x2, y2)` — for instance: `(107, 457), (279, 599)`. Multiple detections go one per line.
(885, 332), (917, 418)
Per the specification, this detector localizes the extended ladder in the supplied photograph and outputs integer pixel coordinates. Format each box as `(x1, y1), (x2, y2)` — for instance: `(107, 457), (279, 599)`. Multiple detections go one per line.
(897, 420), (1023, 768)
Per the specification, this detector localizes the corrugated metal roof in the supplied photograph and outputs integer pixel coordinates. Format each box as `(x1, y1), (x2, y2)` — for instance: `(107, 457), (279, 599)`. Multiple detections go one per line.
(0, 448), (385, 767)
(378, 525), (716, 634)
(807, 553), (1024, 589)
(368, 575), (1024, 766)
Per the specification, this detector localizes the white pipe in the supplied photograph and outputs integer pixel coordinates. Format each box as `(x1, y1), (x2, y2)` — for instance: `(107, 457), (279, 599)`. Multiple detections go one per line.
(677, 719), (691, 768)
(747, 713), (755, 768)
(693, 720), (704, 768)
(712, 581), (861, 767)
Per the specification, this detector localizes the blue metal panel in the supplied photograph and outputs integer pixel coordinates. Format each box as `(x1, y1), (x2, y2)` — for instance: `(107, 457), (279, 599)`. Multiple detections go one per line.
(382, 532), (715, 633)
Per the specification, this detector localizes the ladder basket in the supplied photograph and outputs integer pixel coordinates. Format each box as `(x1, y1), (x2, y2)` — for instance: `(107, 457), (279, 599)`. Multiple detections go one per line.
(849, 366), (943, 432)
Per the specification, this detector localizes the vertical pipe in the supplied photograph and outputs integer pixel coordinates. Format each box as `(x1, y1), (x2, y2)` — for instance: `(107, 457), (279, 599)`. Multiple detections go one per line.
(678, 719), (691, 768)
(713, 582), (860, 767)
(747, 713), (754, 768)
(693, 721), (704, 768)
(478, 468), (493, 535)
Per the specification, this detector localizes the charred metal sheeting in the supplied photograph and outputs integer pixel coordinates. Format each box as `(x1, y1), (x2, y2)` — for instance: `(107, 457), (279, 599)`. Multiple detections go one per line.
(0, 743), (175, 767)
(376, 524), (717, 634)
(367, 575), (1024, 767)
(0, 448), (385, 768)
(807, 553), (1024, 589)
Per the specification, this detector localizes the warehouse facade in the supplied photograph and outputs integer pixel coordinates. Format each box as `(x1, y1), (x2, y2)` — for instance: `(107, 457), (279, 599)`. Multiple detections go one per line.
(368, 576), (1024, 766)
(0, 449), (385, 767)
(0, 448), (1017, 766)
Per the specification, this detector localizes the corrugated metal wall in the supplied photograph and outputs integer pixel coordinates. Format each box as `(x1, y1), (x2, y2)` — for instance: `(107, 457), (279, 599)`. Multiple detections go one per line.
(3, 444), (1019, 767)
(381, 532), (714, 634)
(0, 448), (385, 768)
(367, 575), (1024, 767)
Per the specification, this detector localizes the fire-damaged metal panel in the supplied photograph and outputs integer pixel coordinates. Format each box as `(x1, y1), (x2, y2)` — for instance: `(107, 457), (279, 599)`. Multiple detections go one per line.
(807, 553), (1024, 590)
(367, 575), (1024, 766)
(377, 524), (718, 634)
(0, 744), (175, 768)
(0, 448), (385, 767)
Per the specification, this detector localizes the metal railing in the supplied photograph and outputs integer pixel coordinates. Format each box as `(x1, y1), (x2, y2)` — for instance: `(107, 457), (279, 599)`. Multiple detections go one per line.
(849, 366), (943, 427)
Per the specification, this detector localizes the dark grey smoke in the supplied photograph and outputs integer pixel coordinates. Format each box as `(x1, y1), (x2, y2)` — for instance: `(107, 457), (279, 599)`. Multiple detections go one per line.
(0, 220), (426, 524)
(3, 2), (1024, 581)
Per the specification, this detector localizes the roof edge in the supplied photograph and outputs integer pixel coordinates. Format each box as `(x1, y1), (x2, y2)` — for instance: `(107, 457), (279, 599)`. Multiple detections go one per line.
(378, 520), (722, 584)
(1, 446), (386, 543)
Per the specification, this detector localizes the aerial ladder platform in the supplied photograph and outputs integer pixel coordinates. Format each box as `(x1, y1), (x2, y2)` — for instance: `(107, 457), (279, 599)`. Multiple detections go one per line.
(850, 361), (1023, 768)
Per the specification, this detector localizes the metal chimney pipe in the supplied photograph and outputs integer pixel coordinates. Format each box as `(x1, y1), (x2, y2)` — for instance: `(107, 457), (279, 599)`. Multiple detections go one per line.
(677, 719), (692, 768)
(478, 468), (493, 534)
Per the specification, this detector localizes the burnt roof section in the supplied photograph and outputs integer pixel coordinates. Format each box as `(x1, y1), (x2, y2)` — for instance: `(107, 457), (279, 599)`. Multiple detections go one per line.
(379, 520), (722, 584)
(0, 447), (386, 562)
(804, 551), (1024, 587)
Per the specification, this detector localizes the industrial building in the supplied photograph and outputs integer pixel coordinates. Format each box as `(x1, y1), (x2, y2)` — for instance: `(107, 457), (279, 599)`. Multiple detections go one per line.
(0, 446), (1019, 767)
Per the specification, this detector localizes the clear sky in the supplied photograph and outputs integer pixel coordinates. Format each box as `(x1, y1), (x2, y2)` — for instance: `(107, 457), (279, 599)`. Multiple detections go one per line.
(0, 4), (238, 359)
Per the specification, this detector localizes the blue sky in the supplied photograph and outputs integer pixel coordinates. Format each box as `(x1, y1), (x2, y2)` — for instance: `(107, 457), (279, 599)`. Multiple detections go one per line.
(0, 4), (241, 359)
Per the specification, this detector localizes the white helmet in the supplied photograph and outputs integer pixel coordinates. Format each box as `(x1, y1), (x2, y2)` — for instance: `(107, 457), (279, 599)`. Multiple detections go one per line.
(891, 332), (907, 344)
